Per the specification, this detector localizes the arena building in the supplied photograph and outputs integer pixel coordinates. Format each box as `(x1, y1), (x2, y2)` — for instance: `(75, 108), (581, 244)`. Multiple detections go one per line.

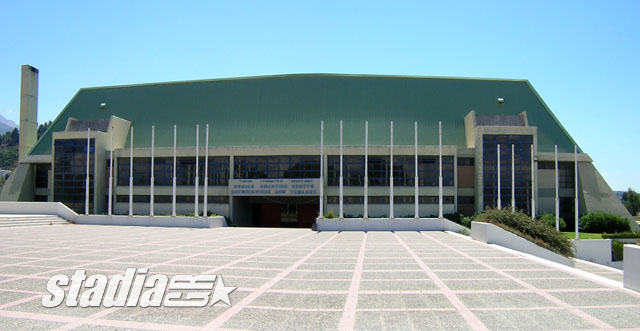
(1, 65), (634, 229)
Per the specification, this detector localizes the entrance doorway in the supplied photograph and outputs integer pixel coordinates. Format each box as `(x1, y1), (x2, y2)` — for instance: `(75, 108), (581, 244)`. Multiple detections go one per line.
(244, 197), (318, 228)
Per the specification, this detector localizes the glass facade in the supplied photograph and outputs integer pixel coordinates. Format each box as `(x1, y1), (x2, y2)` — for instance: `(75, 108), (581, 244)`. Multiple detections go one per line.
(53, 139), (95, 213)
(117, 157), (229, 186)
(234, 156), (320, 179)
(539, 161), (575, 188)
(482, 134), (533, 213)
(35, 163), (50, 188)
(327, 155), (454, 187)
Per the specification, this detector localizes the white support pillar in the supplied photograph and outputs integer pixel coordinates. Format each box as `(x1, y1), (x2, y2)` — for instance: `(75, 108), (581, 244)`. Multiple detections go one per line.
(129, 126), (133, 216)
(364, 121), (368, 219)
(438, 121), (443, 218)
(575, 145), (579, 240)
(531, 144), (535, 220)
(497, 144), (501, 209)
(108, 129), (113, 216)
(150, 126), (155, 216)
(319, 121), (324, 218)
(172, 125), (177, 217)
(414, 121), (419, 219)
(511, 144), (515, 213)
(85, 128), (90, 216)
(390, 121), (394, 219)
(194, 124), (199, 217)
(339, 120), (343, 218)
(203, 124), (209, 218)
(555, 145), (559, 232)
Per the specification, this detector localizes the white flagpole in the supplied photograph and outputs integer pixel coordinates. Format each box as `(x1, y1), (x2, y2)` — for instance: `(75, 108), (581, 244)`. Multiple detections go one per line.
(172, 125), (177, 217)
(511, 144), (515, 213)
(319, 121), (324, 218)
(194, 124), (199, 217)
(150, 126), (155, 216)
(438, 121), (443, 218)
(390, 121), (394, 219)
(339, 120), (343, 218)
(575, 145), (579, 240)
(414, 121), (419, 219)
(129, 126), (133, 216)
(555, 145), (559, 232)
(497, 144), (501, 209)
(108, 129), (113, 216)
(85, 128), (90, 215)
(364, 121), (368, 219)
(203, 124), (209, 218)
(531, 144), (535, 220)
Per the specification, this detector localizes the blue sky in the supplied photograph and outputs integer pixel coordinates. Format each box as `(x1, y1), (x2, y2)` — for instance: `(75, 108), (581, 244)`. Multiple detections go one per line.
(0, 1), (638, 191)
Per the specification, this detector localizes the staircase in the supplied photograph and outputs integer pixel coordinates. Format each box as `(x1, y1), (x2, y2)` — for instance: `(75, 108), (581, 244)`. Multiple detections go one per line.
(0, 215), (70, 228)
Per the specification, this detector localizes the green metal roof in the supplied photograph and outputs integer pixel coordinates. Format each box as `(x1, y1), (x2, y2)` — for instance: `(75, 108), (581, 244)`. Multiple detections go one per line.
(31, 73), (578, 155)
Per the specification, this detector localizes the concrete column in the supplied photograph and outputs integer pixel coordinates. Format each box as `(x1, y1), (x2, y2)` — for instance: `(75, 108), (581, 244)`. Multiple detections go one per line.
(511, 144), (515, 213)
(150, 126), (155, 216)
(364, 121), (368, 219)
(339, 120), (343, 218)
(575, 145), (579, 239)
(203, 124), (209, 218)
(414, 121), (419, 219)
(319, 121), (324, 218)
(438, 121), (443, 218)
(555, 145), (559, 232)
(129, 126), (133, 216)
(108, 129), (113, 216)
(194, 124), (199, 217)
(85, 128), (90, 215)
(531, 144), (535, 220)
(497, 144), (501, 209)
(19, 65), (38, 161)
(172, 125), (177, 217)
(390, 121), (394, 219)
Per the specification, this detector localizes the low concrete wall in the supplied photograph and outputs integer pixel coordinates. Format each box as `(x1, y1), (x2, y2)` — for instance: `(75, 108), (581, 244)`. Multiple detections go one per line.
(74, 215), (227, 228)
(471, 222), (574, 267)
(0, 201), (77, 221)
(571, 239), (612, 265)
(315, 217), (466, 232)
(624, 244), (640, 292)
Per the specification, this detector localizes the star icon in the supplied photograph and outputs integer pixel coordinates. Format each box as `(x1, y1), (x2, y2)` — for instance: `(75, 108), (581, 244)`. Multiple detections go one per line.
(210, 276), (236, 306)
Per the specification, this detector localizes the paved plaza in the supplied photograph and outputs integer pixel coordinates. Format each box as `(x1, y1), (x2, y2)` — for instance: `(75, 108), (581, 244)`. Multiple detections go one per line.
(0, 224), (639, 330)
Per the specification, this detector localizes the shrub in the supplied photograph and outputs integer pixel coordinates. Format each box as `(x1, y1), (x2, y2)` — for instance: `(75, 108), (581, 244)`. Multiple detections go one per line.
(444, 213), (463, 224)
(612, 241), (625, 261)
(323, 210), (336, 219)
(537, 213), (567, 231)
(475, 207), (574, 258)
(602, 232), (640, 239)
(461, 213), (477, 228)
(579, 212), (631, 233)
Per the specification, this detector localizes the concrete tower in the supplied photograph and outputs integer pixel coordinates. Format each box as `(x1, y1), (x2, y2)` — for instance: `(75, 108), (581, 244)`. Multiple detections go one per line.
(19, 65), (38, 161)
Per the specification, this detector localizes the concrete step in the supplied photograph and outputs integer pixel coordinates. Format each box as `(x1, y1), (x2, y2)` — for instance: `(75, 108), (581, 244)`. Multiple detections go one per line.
(0, 215), (69, 228)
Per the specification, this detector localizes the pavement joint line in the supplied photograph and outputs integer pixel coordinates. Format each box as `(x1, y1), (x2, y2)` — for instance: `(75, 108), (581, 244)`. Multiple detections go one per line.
(244, 305), (343, 312)
(265, 289), (347, 294)
(0, 288), (47, 295)
(393, 232), (489, 331)
(356, 308), (457, 312)
(48, 229), (291, 330)
(0, 308), (79, 324)
(338, 233), (367, 330)
(0, 294), (42, 309)
(422, 232), (616, 330)
(204, 232), (340, 329)
(58, 306), (122, 330)
(575, 258), (623, 273)
(82, 318), (202, 331)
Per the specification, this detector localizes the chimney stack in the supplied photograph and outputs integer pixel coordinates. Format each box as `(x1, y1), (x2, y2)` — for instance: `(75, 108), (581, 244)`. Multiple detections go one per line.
(19, 65), (38, 161)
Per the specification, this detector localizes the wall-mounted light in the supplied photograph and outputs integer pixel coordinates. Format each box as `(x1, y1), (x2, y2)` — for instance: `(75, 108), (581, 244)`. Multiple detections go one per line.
(497, 97), (504, 104)
(100, 103), (107, 110)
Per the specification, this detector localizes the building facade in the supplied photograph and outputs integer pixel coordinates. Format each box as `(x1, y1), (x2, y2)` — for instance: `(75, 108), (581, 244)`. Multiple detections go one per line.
(1, 67), (635, 229)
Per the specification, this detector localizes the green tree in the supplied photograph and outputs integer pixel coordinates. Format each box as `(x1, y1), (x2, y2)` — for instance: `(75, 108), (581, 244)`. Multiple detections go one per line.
(622, 188), (640, 216)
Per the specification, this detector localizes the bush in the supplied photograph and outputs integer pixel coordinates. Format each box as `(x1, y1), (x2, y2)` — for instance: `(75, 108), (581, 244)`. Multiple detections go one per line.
(444, 213), (463, 224)
(323, 210), (336, 219)
(602, 232), (640, 239)
(537, 213), (566, 231)
(579, 212), (631, 233)
(612, 241), (625, 261)
(461, 214), (477, 228)
(475, 208), (574, 258)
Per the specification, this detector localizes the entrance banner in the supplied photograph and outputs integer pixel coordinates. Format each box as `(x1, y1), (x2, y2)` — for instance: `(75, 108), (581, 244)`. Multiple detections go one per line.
(229, 179), (320, 196)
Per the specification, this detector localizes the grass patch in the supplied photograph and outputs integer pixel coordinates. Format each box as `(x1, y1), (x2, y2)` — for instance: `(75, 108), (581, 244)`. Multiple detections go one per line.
(561, 232), (602, 240)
